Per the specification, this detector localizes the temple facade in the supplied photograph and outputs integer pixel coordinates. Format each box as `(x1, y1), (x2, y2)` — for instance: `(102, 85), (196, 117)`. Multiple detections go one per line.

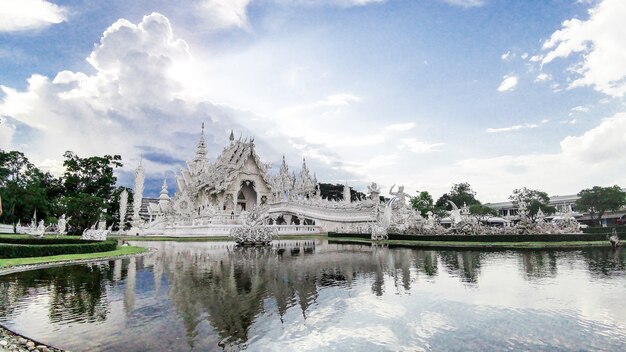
(138, 125), (383, 236)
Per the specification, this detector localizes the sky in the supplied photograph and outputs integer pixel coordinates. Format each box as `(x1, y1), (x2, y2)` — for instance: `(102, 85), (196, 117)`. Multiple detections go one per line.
(0, 0), (625, 201)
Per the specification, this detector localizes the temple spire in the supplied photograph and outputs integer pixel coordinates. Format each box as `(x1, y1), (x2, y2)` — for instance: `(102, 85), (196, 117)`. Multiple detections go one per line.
(194, 123), (207, 162)
(159, 177), (170, 207)
(229, 129), (234, 144)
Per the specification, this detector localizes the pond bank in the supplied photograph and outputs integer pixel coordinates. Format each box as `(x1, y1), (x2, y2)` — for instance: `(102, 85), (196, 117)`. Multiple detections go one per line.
(0, 246), (149, 274)
(328, 237), (614, 250)
(1, 324), (63, 352)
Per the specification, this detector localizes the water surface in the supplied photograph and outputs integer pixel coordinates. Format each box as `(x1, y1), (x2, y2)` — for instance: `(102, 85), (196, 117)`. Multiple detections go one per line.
(1, 239), (625, 351)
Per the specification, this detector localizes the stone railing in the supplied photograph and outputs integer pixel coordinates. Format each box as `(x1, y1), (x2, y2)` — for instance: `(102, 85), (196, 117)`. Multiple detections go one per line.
(141, 224), (321, 237)
(267, 202), (375, 223)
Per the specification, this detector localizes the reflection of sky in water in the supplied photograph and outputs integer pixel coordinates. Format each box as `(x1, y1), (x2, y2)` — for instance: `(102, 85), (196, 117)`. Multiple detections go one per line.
(0, 240), (625, 351)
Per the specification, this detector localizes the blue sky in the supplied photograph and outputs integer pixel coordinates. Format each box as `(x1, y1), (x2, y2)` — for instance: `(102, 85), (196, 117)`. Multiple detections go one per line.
(1, 0), (625, 201)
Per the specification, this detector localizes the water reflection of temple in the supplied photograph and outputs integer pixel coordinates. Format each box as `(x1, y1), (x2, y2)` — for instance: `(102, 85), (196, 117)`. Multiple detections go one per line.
(1, 243), (624, 351)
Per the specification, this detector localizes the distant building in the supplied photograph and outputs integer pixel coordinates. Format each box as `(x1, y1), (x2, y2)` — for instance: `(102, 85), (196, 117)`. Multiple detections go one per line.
(485, 190), (626, 227)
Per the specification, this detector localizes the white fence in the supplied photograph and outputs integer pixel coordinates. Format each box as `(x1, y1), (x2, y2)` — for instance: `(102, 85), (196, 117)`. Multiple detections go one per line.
(0, 223), (13, 233)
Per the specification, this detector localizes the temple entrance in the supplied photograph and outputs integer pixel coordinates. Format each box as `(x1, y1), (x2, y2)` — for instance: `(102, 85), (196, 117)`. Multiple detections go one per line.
(237, 181), (257, 212)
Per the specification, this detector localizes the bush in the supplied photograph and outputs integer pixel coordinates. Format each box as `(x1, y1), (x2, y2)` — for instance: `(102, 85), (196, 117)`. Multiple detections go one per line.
(0, 239), (117, 259)
(0, 237), (100, 245)
(327, 232), (618, 242)
(582, 227), (626, 235)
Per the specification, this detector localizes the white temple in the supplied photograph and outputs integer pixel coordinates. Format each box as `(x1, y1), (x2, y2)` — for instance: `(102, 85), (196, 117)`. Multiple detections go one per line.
(136, 125), (381, 236)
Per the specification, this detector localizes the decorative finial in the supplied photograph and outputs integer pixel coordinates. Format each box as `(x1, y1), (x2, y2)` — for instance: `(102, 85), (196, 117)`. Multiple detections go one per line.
(194, 123), (208, 162)
(229, 129), (234, 141)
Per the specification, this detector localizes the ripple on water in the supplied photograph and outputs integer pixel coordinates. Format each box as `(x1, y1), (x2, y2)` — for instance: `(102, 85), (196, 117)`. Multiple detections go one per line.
(0, 242), (625, 351)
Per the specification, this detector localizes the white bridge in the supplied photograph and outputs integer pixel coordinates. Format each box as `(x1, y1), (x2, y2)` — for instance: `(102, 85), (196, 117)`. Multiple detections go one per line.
(140, 223), (322, 237)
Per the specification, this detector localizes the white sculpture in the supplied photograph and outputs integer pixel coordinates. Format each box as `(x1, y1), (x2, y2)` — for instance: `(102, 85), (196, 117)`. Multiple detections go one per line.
(127, 160), (145, 236)
(81, 210), (109, 241)
(389, 184), (410, 209)
(229, 206), (276, 245)
(119, 189), (128, 231)
(56, 214), (70, 237)
(131, 126), (584, 237)
(367, 182), (381, 201)
(18, 210), (46, 238)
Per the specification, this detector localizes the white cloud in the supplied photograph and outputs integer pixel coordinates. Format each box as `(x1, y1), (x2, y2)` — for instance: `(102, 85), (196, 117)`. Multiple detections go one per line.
(501, 51), (512, 60)
(561, 112), (626, 163)
(399, 138), (443, 153)
(535, 73), (551, 82)
(314, 93), (361, 107)
(198, 0), (386, 30)
(560, 119), (577, 124)
(198, 0), (251, 29)
(440, 0), (485, 8)
(541, 0), (626, 97)
(340, 154), (398, 176)
(0, 13), (256, 176)
(570, 105), (590, 113)
(385, 122), (415, 132)
(486, 123), (538, 133)
(0, 0), (67, 32)
(497, 75), (518, 92)
(0, 117), (15, 150)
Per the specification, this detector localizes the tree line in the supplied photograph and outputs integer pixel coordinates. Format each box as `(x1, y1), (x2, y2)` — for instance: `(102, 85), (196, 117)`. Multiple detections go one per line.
(0, 149), (132, 233)
(410, 182), (626, 227)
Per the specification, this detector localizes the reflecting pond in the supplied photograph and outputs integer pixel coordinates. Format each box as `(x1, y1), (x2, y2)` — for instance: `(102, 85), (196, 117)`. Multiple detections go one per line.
(1, 239), (626, 351)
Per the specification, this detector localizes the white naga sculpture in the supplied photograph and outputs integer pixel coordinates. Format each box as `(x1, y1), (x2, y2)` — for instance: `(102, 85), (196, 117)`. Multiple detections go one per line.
(81, 210), (110, 241)
(17, 211), (46, 238)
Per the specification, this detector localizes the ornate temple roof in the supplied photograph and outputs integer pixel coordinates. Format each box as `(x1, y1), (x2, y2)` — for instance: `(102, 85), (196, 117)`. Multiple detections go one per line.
(176, 127), (273, 196)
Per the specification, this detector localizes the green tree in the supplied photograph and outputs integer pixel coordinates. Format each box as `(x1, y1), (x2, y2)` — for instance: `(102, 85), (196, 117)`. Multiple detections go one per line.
(576, 185), (626, 227)
(59, 151), (123, 231)
(436, 182), (481, 210)
(411, 191), (434, 217)
(0, 150), (56, 231)
(469, 204), (497, 222)
(509, 187), (556, 221)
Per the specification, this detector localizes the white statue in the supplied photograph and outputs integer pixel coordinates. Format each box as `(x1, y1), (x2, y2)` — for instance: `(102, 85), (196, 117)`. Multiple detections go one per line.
(57, 214), (71, 236)
(119, 189), (128, 231)
(367, 182), (381, 201)
(132, 160), (144, 226)
(389, 184), (410, 209)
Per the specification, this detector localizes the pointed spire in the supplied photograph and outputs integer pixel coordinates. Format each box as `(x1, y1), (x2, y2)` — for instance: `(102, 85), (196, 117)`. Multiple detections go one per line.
(229, 129), (234, 144)
(159, 177), (170, 203)
(194, 123), (207, 162)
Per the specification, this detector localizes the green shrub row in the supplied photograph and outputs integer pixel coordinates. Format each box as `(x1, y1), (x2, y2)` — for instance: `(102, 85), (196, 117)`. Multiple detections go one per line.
(327, 232), (619, 242)
(582, 226), (626, 234)
(0, 240), (117, 259)
(0, 237), (101, 245)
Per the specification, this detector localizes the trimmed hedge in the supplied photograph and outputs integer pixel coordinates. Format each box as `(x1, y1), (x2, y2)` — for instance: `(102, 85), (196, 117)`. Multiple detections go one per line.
(327, 232), (619, 242)
(582, 227), (626, 235)
(0, 237), (102, 245)
(0, 239), (117, 259)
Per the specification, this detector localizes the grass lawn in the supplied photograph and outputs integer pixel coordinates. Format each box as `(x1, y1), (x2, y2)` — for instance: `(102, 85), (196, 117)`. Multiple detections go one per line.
(0, 246), (147, 268)
(329, 237), (612, 249)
